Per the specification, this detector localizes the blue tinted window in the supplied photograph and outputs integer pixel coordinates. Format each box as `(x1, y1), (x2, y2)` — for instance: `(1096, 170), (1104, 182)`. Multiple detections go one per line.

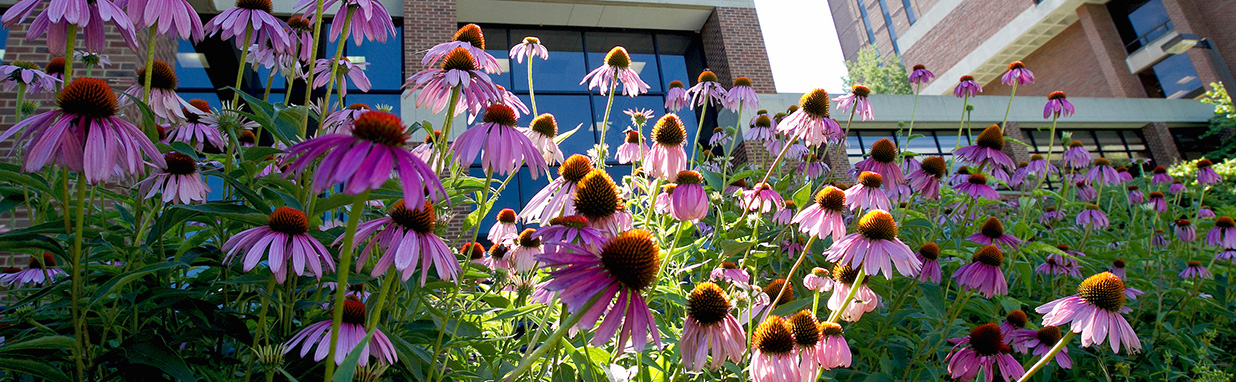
(1128, 0), (1170, 40)
(0, 28), (9, 63)
(347, 25), (403, 91)
(346, 93), (402, 116)
(518, 94), (595, 157)
(592, 95), (669, 163)
(585, 32), (662, 94)
(1153, 54), (1203, 99)
(856, 0), (877, 44)
(176, 39), (214, 90)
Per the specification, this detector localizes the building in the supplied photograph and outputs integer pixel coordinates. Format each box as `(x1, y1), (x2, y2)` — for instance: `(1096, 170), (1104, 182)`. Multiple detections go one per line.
(825, 0), (1223, 166)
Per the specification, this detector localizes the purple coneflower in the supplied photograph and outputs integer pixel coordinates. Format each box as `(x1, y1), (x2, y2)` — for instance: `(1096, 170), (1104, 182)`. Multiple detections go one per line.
(644, 113), (688, 181)
(1002, 61), (1034, 86)
(916, 243), (942, 284)
(1153, 230), (1170, 248)
(710, 261), (750, 285)
(1037, 272), (1141, 354)
(1147, 191), (1167, 213)
(488, 208), (519, 243)
(1198, 206), (1215, 218)
(421, 24), (501, 73)
(1024, 326), (1072, 369)
(803, 267), (833, 292)
(1116, 166), (1134, 182)
(907, 155), (947, 200)
(284, 295), (397, 366)
(352, 200), (458, 285)
(827, 209), (920, 279)
(725, 76), (759, 111)
(1109, 259), (1127, 279)
(137, 152), (210, 204)
(312, 57), (370, 97)
(779, 89), (843, 146)
(764, 137), (808, 158)
(845, 172), (892, 211)
(687, 70), (727, 109)
(166, 99), (226, 150)
(574, 169), (633, 235)
(1009, 162), (1030, 188)
(582, 46), (650, 97)
(283, 16), (313, 61)
(827, 264), (880, 322)
(816, 321), (852, 370)
(1196, 159), (1222, 185)
(284, 111), (444, 207)
(743, 182), (785, 214)
(1044, 91), (1075, 119)
(656, 183), (676, 215)
(954, 74), (982, 97)
(1026, 154), (1059, 178)
(617, 130), (647, 164)
(797, 155), (828, 179)
(1179, 261), (1211, 279)
(708, 126), (730, 147)
(1086, 158), (1121, 185)
(0, 254), (65, 287)
(320, 103), (370, 135)
(945, 323), (1025, 382)
(0, 61), (59, 95)
(452, 104), (549, 178)
(1037, 254), (1082, 278)
(1206, 216), (1236, 247)
(1173, 219), (1196, 242)
(955, 124), (1015, 171)
(1075, 181), (1097, 202)
(1040, 206), (1065, 225)
(298, 0), (396, 44)
(1167, 181), (1185, 196)
(509, 36), (547, 63)
(1216, 247), (1236, 263)
(1000, 310), (1030, 352)
(788, 311), (825, 377)
(745, 113), (776, 141)
(792, 186), (847, 242)
(508, 228), (544, 272)
(1149, 165), (1171, 183)
(967, 217), (1022, 250)
(404, 47), (501, 116)
(834, 85), (874, 121)
(222, 207), (335, 283)
(664, 80), (689, 111)
(750, 315), (800, 382)
(1076, 204), (1109, 229)
(855, 138), (904, 185)
(127, 0), (205, 41)
(485, 243), (513, 273)
(521, 113), (565, 165)
(205, 0), (290, 50)
(121, 60), (191, 121)
(1127, 185), (1144, 204)
(1061, 141), (1091, 169)
(909, 64), (935, 85)
(671, 171), (708, 221)
(534, 215), (607, 254)
(955, 173), (999, 200)
(521, 155), (591, 224)
(8, 0), (139, 55)
(953, 245), (1008, 298)
(538, 229), (663, 351)
(1, 78), (164, 184)
(681, 282), (746, 371)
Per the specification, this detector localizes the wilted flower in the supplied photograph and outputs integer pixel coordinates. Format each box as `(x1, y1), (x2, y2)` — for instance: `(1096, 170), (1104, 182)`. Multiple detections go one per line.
(834, 85), (874, 121)
(1001, 61), (1034, 86)
(0, 61), (59, 95)
(1044, 91), (1075, 119)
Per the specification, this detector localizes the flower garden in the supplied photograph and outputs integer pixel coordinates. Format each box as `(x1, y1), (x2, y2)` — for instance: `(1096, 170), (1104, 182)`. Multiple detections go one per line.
(0, 0), (1233, 381)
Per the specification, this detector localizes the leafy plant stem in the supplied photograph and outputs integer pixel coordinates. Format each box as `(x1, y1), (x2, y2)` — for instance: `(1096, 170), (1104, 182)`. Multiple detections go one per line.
(321, 190), (370, 380)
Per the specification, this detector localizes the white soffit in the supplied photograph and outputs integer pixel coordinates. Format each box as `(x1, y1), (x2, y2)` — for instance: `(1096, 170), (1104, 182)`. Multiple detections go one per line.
(920, 0), (1104, 95)
(458, 0), (721, 31)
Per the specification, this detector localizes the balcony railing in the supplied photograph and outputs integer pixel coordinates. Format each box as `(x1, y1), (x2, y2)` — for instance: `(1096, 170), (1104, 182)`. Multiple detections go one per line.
(1126, 20), (1174, 53)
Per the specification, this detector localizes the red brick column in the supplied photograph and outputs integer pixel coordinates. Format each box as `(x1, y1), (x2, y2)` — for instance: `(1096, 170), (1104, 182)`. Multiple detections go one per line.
(1076, 4), (1147, 98)
(404, 0), (457, 72)
(1161, 0), (1222, 91)
(1141, 122), (1181, 166)
(700, 7), (776, 93)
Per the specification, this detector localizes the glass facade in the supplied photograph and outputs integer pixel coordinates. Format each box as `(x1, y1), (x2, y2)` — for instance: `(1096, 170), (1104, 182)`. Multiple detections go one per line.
(469, 25), (708, 238)
(1108, 0), (1205, 99)
(846, 129), (975, 170)
(1022, 128), (1151, 187)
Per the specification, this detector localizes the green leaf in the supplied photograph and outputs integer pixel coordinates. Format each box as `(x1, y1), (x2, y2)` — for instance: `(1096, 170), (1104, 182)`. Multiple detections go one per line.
(792, 183), (813, 210)
(0, 336), (75, 353)
(332, 329), (377, 382)
(90, 261), (182, 307)
(119, 92), (159, 140)
(243, 147), (284, 162)
(215, 173), (271, 211)
(0, 357), (72, 382)
(125, 338), (199, 382)
(488, 304), (545, 322)
(555, 123), (583, 145)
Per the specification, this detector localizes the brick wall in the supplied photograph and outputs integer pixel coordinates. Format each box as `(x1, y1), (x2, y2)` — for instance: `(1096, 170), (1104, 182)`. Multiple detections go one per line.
(1075, 4), (1145, 98)
(980, 22), (1113, 97)
(403, 0), (457, 71)
(1000, 121), (1030, 165)
(1192, 0), (1236, 91)
(1141, 122), (1181, 166)
(700, 7), (776, 94)
(900, 0), (1031, 90)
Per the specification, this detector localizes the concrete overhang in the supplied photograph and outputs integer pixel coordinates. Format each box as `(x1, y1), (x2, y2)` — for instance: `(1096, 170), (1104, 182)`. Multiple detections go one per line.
(1126, 31), (1199, 74)
(917, 0), (1107, 95)
(457, 0), (749, 31)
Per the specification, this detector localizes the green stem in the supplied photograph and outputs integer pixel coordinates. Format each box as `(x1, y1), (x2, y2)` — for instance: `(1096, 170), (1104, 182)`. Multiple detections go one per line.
(1000, 82), (1018, 133)
(63, 25), (78, 84)
(826, 267), (866, 323)
(299, 0), (328, 137)
(945, 94), (970, 171)
(690, 101), (708, 165)
(320, 7), (355, 114)
(365, 271), (399, 330)
(501, 292), (604, 382)
(262, 68), (276, 102)
(766, 236), (816, 323)
(434, 87), (462, 174)
(598, 77), (618, 169)
(527, 53), (537, 116)
(231, 29), (255, 106)
(1017, 331), (1075, 382)
(903, 84), (920, 149)
(70, 177), (87, 382)
(142, 23), (158, 104)
(321, 191), (370, 380)
(721, 101), (743, 180)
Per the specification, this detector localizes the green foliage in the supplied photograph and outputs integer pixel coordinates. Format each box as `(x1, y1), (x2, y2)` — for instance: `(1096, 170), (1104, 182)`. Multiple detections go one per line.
(1200, 82), (1236, 160)
(842, 45), (912, 95)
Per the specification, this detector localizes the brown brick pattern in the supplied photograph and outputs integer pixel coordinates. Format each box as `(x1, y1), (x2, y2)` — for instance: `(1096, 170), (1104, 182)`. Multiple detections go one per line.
(900, 0), (1031, 90)
(403, 0), (457, 72)
(700, 7), (776, 93)
(1000, 121), (1030, 165)
(1141, 122), (1181, 166)
(1076, 4), (1146, 98)
(980, 22), (1112, 97)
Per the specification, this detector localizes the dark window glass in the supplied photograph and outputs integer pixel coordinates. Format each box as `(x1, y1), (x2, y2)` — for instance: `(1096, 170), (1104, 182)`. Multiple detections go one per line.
(481, 27), (513, 90)
(902, 0), (916, 24)
(176, 39), (215, 90)
(347, 25), (404, 91)
(510, 29), (586, 93)
(1152, 54), (1203, 99)
(655, 34), (706, 91)
(0, 27), (8, 63)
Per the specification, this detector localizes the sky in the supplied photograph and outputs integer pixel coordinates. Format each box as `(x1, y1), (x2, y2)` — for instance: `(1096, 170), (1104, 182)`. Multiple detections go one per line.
(753, 0), (847, 94)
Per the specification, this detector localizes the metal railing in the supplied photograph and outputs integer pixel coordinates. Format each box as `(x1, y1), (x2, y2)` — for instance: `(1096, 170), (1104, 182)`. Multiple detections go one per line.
(1126, 20), (1174, 53)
